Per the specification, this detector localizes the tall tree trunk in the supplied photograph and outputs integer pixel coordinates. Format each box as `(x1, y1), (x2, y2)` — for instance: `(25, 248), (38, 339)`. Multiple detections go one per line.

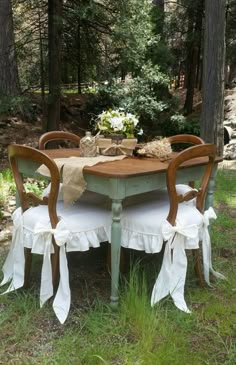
(195, 42), (202, 89)
(184, 1), (203, 114)
(152, 0), (165, 39)
(37, 3), (47, 131)
(47, 0), (63, 131)
(77, 22), (82, 94)
(201, 0), (226, 155)
(0, 0), (20, 96)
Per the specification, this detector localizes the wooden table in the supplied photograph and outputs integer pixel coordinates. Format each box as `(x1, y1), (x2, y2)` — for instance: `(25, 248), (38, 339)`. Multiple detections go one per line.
(17, 148), (222, 304)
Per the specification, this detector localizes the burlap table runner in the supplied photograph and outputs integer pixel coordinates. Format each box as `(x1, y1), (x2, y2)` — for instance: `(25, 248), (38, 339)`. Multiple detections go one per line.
(37, 155), (126, 205)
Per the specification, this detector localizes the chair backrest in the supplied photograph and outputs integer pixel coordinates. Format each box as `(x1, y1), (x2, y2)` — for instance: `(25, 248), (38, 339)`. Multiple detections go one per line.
(38, 131), (80, 149)
(168, 134), (204, 147)
(166, 143), (216, 225)
(8, 144), (60, 228)
(168, 134), (205, 188)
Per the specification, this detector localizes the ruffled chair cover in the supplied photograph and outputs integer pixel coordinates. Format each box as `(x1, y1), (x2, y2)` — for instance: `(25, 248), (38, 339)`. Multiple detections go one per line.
(1, 200), (111, 324)
(117, 188), (225, 313)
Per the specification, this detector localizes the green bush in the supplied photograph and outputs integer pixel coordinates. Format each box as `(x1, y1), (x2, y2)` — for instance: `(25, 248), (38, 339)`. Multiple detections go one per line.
(163, 113), (200, 137)
(0, 95), (25, 115)
(86, 63), (179, 140)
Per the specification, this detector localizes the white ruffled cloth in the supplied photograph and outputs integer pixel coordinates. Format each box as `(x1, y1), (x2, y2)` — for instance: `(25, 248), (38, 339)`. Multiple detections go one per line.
(37, 155), (126, 205)
(1, 200), (111, 324)
(118, 187), (225, 313)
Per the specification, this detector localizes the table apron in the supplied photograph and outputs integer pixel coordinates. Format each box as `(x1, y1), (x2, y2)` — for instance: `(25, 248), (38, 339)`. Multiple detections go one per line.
(84, 165), (206, 200)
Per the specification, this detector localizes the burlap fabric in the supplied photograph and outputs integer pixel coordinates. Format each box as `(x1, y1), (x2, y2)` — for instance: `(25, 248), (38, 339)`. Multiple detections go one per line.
(97, 138), (137, 156)
(37, 155), (126, 205)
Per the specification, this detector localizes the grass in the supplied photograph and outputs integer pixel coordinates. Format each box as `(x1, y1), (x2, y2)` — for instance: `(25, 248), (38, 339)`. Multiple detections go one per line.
(0, 169), (16, 205)
(0, 167), (236, 364)
(0, 169), (46, 217)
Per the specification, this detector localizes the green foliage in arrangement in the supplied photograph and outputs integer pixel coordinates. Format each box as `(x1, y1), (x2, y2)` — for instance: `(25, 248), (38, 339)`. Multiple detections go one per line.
(0, 169), (236, 363)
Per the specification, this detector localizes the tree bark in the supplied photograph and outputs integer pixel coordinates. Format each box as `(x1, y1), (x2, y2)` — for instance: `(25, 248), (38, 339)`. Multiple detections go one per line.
(0, 0), (20, 96)
(47, 0), (63, 131)
(37, 3), (47, 131)
(184, 1), (203, 114)
(201, 0), (226, 156)
(77, 22), (82, 94)
(152, 0), (165, 39)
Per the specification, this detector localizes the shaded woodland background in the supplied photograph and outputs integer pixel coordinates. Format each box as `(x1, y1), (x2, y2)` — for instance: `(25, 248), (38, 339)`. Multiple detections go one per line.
(0, 0), (235, 152)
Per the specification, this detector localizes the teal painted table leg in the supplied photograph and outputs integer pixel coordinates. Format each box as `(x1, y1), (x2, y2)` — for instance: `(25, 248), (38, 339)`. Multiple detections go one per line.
(110, 198), (122, 304)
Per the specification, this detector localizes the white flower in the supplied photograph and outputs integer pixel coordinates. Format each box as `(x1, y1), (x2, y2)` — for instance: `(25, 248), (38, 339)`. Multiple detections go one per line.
(110, 117), (124, 131)
(95, 109), (141, 138)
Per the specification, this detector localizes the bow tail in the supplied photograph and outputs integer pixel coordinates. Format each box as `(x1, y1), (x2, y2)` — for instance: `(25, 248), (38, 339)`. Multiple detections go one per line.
(169, 235), (191, 313)
(0, 243), (15, 287)
(201, 228), (211, 285)
(40, 234), (53, 307)
(202, 227), (226, 284)
(151, 240), (172, 306)
(53, 245), (71, 324)
(1, 219), (25, 293)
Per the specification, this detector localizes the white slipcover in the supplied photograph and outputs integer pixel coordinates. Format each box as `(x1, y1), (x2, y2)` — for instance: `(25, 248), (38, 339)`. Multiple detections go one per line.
(1, 200), (111, 324)
(118, 187), (225, 313)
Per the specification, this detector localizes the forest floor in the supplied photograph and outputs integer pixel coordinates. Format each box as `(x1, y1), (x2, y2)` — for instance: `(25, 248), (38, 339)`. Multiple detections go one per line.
(0, 90), (236, 363)
(0, 167), (235, 364)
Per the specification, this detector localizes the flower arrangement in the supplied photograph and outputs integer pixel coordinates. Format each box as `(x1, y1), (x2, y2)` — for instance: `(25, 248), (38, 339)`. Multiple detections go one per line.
(95, 109), (143, 139)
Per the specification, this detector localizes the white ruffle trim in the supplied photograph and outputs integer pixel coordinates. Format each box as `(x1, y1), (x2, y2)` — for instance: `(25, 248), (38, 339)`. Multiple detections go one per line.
(121, 228), (163, 253)
(120, 227), (200, 253)
(66, 227), (109, 252)
(20, 225), (108, 253)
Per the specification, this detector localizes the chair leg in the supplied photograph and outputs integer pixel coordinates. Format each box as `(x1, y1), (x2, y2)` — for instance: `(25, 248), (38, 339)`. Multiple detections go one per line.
(193, 249), (205, 288)
(24, 248), (32, 288)
(51, 247), (60, 289)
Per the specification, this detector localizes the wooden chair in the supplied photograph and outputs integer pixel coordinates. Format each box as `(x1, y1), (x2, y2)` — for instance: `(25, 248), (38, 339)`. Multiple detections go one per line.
(169, 134), (204, 188)
(39, 130), (117, 272)
(38, 131), (80, 149)
(168, 134), (204, 146)
(1, 144), (111, 323)
(120, 144), (224, 312)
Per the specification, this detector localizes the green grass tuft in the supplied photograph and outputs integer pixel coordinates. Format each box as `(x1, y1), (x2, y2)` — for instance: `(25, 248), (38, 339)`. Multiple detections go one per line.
(0, 166), (235, 363)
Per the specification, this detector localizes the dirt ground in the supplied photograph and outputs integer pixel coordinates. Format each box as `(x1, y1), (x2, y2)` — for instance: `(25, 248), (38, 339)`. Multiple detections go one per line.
(0, 118), (85, 172)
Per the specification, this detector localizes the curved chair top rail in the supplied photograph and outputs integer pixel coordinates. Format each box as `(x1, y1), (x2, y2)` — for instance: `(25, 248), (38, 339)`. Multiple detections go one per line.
(166, 143), (216, 224)
(38, 131), (81, 149)
(8, 144), (60, 227)
(168, 134), (204, 145)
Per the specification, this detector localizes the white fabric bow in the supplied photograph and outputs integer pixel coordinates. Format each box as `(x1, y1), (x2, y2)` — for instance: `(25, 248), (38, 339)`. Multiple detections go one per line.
(151, 220), (199, 313)
(0, 208), (25, 294)
(34, 220), (71, 324)
(53, 220), (71, 324)
(201, 207), (226, 285)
